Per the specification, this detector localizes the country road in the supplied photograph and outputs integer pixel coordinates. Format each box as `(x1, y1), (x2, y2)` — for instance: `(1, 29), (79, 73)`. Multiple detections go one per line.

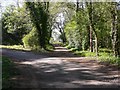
(1, 45), (120, 88)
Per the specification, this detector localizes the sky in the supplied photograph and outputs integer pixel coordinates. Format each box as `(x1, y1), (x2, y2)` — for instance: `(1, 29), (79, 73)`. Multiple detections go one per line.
(0, 0), (23, 9)
(0, 0), (23, 17)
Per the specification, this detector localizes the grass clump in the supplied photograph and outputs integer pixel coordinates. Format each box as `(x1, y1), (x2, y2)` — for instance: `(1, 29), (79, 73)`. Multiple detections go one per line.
(98, 55), (120, 66)
(67, 46), (120, 67)
(74, 51), (96, 57)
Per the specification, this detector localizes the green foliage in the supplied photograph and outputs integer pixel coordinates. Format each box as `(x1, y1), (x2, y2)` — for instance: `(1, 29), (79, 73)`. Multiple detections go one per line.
(44, 44), (55, 51)
(98, 56), (120, 66)
(2, 5), (32, 45)
(74, 50), (96, 57)
(25, 2), (51, 49)
(22, 27), (40, 50)
(1, 2), (53, 51)
(69, 47), (120, 66)
(64, 19), (78, 48)
(64, 11), (89, 50)
(0, 45), (31, 51)
(64, 2), (120, 57)
(1, 1), (120, 58)
(91, 2), (112, 48)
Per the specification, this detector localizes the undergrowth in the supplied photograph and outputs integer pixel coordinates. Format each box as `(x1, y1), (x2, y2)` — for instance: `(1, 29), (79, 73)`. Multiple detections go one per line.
(66, 46), (120, 67)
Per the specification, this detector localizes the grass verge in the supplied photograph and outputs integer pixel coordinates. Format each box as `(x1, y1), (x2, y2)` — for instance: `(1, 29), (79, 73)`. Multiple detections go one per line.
(0, 44), (55, 52)
(2, 56), (19, 89)
(0, 45), (31, 51)
(66, 47), (120, 67)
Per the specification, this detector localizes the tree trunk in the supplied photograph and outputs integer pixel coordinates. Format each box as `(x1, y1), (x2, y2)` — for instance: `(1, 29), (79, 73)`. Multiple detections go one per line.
(87, 2), (98, 56)
(111, 3), (119, 57)
(76, 0), (79, 13)
(89, 25), (93, 52)
(95, 35), (98, 56)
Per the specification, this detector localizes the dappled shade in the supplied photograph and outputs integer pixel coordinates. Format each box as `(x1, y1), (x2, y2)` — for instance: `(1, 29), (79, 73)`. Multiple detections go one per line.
(2, 46), (119, 88)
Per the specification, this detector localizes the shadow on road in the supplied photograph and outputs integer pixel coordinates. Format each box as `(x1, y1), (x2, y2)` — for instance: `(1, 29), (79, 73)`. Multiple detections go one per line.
(11, 61), (119, 88)
(1, 45), (120, 88)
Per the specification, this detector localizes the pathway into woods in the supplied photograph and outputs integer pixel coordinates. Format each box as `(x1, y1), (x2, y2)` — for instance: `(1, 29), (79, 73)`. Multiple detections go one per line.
(2, 45), (120, 88)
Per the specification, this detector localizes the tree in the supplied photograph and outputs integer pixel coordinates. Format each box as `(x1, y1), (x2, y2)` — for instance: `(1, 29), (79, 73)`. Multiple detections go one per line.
(25, 2), (51, 49)
(2, 4), (31, 45)
(111, 2), (119, 57)
(86, 2), (99, 56)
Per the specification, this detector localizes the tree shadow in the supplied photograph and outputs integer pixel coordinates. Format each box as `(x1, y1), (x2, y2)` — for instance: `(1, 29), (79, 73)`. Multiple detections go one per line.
(2, 45), (119, 88)
(9, 59), (119, 88)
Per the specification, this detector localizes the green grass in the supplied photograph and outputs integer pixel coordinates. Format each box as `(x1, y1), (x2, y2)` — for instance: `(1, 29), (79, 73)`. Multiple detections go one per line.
(74, 51), (96, 57)
(98, 49), (120, 66)
(99, 48), (112, 53)
(67, 47), (120, 67)
(0, 44), (55, 52)
(45, 44), (55, 51)
(98, 55), (120, 66)
(0, 45), (31, 51)
(2, 56), (19, 89)
(51, 41), (63, 45)
(51, 41), (66, 46)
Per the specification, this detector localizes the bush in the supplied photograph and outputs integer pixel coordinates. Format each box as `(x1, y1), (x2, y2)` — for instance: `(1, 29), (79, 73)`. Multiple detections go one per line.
(22, 27), (40, 50)
(45, 44), (55, 51)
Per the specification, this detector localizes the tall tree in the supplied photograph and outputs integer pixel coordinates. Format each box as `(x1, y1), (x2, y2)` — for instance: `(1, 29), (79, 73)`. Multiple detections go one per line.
(25, 2), (51, 49)
(111, 2), (119, 57)
(86, 2), (98, 56)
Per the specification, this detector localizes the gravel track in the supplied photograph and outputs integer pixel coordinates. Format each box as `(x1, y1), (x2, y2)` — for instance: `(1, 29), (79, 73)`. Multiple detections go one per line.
(1, 46), (120, 88)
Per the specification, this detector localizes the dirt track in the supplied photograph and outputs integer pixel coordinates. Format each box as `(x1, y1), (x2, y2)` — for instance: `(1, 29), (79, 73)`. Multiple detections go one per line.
(2, 45), (120, 88)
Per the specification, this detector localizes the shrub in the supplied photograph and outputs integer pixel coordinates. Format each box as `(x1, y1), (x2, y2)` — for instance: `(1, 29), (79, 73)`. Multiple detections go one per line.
(22, 27), (40, 50)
